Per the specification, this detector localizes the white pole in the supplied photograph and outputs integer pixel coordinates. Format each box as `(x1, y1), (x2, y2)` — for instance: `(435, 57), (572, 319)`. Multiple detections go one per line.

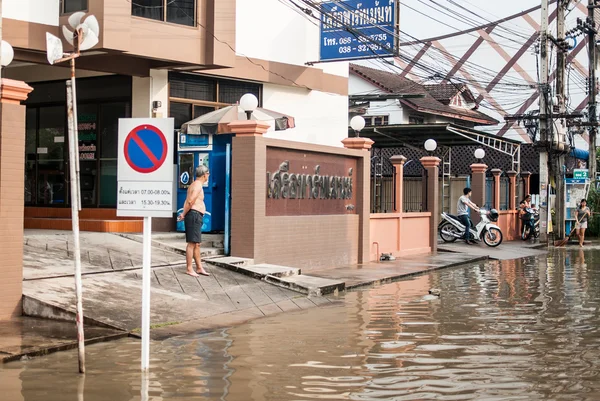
(141, 216), (152, 372)
(67, 80), (86, 373)
(71, 58), (82, 211)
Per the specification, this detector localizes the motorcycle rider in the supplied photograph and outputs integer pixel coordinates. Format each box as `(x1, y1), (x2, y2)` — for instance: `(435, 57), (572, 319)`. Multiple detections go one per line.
(457, 187), (480, 244)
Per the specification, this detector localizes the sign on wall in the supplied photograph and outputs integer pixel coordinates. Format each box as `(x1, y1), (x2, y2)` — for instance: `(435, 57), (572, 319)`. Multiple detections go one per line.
(266, 147), (358, 216)
(117, 118), (174, 217)
(320, 0), (397, 62)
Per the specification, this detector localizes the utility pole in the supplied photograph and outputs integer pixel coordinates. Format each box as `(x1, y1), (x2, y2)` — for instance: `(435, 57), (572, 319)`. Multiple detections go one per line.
(539, 0), (550, 242)
(588, 0), (598, 183)
(555, 0), (567, 240)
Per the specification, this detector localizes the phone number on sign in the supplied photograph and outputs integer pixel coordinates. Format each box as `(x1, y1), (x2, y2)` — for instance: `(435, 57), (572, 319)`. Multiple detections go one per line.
(338, 42), (391, 54)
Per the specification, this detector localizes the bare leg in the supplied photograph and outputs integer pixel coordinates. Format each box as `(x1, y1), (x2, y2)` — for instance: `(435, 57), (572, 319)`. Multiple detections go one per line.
(580, 228), (586, 247)
(185, 243), (200, 277)
(193, 243), (210, 276)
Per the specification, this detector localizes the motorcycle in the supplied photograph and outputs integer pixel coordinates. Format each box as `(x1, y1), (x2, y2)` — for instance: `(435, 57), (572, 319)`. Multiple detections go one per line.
(520, 207), (540, 240)
(439, 208), (503, 247)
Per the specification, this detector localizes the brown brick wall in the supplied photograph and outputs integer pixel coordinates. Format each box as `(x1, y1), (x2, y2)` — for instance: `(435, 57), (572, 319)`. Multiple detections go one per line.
(0, 103), (26, 320)
(231, 136), (369, 266)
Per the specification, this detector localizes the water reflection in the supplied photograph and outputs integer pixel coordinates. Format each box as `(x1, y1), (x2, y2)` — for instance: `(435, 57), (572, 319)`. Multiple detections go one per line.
(1, 248), (600, 400)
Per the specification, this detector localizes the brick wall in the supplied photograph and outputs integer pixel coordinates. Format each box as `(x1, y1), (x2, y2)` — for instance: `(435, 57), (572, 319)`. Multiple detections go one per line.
(0, 102), (26, 319)
(232, 136), (370, 267)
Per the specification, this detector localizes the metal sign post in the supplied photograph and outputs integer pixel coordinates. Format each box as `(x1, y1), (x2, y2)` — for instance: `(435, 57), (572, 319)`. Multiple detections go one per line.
(117, 118), (174, 372)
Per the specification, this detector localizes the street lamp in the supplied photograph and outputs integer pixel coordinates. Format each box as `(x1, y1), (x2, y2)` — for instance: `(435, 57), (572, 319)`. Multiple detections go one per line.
(474, 148), (485, 161)
(424, 138), (437, 155)
(350, 115), (366, 137)
(240, 93), (258, 120)
(1, 41), (14, 67)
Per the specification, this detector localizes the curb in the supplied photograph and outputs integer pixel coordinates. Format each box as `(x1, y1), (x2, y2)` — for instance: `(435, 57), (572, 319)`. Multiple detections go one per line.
(1, 332), (131, 364)
(345, 256), (489, 290)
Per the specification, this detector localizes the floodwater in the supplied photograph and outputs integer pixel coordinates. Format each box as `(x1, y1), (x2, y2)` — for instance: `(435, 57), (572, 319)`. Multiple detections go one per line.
(2, 248), (600, 401)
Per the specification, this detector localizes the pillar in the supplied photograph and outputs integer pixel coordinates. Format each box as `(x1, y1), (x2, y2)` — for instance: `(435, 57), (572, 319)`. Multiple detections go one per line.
(470, 163), (488, 223)
(342, 136), (372, 264)
(507, 170), (518, 210)
(229, 120), (270, 262)
(0, 78), (34, 320)
(521, 171), (531, 197)
(390, 155), (407, 213)
(420, 156), (441, 252)
(491, 169), (502, 210)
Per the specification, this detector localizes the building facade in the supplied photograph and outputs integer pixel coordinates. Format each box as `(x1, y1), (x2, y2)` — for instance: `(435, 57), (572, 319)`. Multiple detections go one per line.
(3, 0), (348, 229)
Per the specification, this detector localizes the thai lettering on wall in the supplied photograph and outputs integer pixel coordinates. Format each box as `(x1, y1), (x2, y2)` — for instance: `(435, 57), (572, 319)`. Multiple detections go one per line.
(265, 147), (358, 216)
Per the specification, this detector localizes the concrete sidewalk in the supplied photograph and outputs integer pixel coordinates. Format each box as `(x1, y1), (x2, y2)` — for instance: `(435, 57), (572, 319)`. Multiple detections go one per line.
(13, 229), (505, 360)
(438, 239), (547, 260)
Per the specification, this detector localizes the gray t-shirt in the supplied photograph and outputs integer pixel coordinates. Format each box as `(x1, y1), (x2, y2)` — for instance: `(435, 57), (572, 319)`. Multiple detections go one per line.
(577, 206), (590, 223)
(457, 195), (470, 216)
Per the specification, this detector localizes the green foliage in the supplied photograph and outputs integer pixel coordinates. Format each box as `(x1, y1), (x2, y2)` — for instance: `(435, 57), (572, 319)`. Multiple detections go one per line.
(587, 186), (600, 237)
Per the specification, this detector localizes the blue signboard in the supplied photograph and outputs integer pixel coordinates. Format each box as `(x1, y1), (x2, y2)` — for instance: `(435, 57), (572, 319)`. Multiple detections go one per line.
(320, 0), (396, 61)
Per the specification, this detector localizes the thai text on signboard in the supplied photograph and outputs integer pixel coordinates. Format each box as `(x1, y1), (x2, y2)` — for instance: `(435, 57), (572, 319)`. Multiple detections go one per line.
(320, 0), (396, 62)
(265, 147), (358, 216)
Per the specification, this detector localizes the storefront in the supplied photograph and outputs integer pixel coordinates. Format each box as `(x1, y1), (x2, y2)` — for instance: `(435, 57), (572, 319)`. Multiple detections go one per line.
(24, 75), (132, 208)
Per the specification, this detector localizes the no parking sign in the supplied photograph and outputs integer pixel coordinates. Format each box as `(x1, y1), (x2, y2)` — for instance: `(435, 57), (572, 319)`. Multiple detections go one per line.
(117, 118), (174, 218)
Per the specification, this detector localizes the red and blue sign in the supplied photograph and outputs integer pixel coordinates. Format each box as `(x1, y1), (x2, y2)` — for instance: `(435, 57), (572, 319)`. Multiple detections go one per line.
(124, 125), (168, 173)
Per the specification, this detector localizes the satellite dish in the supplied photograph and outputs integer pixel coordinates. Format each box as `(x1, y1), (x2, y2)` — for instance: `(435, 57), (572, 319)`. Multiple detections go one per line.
(62, 13), (100, 51)
(46, 33), (64, 65)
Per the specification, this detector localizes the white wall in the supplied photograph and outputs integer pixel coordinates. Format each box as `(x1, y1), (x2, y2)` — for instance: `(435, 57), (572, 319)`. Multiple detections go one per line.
(131, 69), (168, 118)
(3, 0), (59, 26)
(348, 74), (405, 124)
(235, 0), (347, 78)
(262, 83), (348, 147)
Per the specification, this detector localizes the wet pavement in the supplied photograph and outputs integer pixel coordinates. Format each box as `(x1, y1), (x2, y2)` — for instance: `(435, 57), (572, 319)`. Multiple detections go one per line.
(2, 247), (600, 400)
(438, 238), (548, 260)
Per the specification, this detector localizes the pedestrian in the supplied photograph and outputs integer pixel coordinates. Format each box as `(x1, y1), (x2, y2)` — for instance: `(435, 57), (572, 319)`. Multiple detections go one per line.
(457, 187), (480, 245)
(575, 198), (591, 247)
(177, 165), (211, 277)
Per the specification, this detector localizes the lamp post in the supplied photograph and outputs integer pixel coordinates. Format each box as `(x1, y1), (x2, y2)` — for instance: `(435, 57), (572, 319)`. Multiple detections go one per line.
(474, 148), (485, 162)
(350, 115), (365, 137)
(240, 93), (258, 120)
(424, 139), (437, 155)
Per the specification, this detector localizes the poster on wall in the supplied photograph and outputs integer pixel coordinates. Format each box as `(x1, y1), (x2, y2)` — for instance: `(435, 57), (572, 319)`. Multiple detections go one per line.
(320, 0), (397, 62)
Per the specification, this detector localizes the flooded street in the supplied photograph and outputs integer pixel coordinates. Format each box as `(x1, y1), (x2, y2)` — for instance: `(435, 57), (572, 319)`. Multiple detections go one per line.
(2, 248), (600, 400)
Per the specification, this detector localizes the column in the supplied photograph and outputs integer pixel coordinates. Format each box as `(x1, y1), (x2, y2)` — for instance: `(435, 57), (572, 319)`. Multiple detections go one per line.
(229, 121), (270, 262)
(0, 79), (34, 320)
(470, 163), (488, 223)
(491, 169), (502, 210)
(507, 170), (518, 210)
(390, 155), (407, 213)
(420, 156), (441, 253)
(521, 171), (532, 196)
(342, 136), (373, 264)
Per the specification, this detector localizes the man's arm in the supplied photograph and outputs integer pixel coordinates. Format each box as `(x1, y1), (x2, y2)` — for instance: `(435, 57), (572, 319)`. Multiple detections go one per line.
(467, 200), (480, 211)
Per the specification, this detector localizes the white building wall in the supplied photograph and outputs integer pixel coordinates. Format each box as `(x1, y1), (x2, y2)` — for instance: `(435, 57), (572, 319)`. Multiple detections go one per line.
(235, 0), (348, 78)
(131, 70), (169, 118)
(3, 0), (59, 26)
(348, 74), (405, 124)
(262, 83), (348, 147)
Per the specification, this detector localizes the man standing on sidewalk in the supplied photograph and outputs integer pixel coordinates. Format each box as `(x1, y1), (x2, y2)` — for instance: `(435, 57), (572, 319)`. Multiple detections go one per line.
(177, 165), (211, 277)
(457, 187), (480, 245)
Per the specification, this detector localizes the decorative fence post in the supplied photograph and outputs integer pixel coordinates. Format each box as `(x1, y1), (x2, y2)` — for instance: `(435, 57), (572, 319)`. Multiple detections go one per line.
(491, 169), (502, 210)
(521, 171), (531, 197)
(470, 162), (488, 223)
(420, 156), (441, 253)
(390, 155), (407, 213)
(507, 171), (518, 210)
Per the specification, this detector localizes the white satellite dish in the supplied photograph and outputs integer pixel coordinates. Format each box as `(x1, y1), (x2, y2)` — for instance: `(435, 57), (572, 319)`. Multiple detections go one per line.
(62, 13), (100, 51)
(46, 33), (64, 65)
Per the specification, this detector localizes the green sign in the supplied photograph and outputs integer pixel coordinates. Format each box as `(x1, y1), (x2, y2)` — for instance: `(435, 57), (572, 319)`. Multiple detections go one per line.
(573, 169), (588, 179)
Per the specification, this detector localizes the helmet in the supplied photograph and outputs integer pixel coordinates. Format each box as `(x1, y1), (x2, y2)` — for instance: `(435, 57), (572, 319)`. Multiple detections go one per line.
(488, 209), (499, 222)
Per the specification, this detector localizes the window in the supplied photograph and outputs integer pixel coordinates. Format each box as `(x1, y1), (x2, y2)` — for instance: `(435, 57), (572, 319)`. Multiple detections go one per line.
(132, 0), (196, 27)
(364, 115), (389, 126)
(61, 0), (88, 13)
(408, 115), (425, 125)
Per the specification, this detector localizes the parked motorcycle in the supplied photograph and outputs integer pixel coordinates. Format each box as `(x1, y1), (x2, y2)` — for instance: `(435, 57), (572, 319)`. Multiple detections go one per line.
(439, 209), (503, 247)
(520, 207), (540, 240)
